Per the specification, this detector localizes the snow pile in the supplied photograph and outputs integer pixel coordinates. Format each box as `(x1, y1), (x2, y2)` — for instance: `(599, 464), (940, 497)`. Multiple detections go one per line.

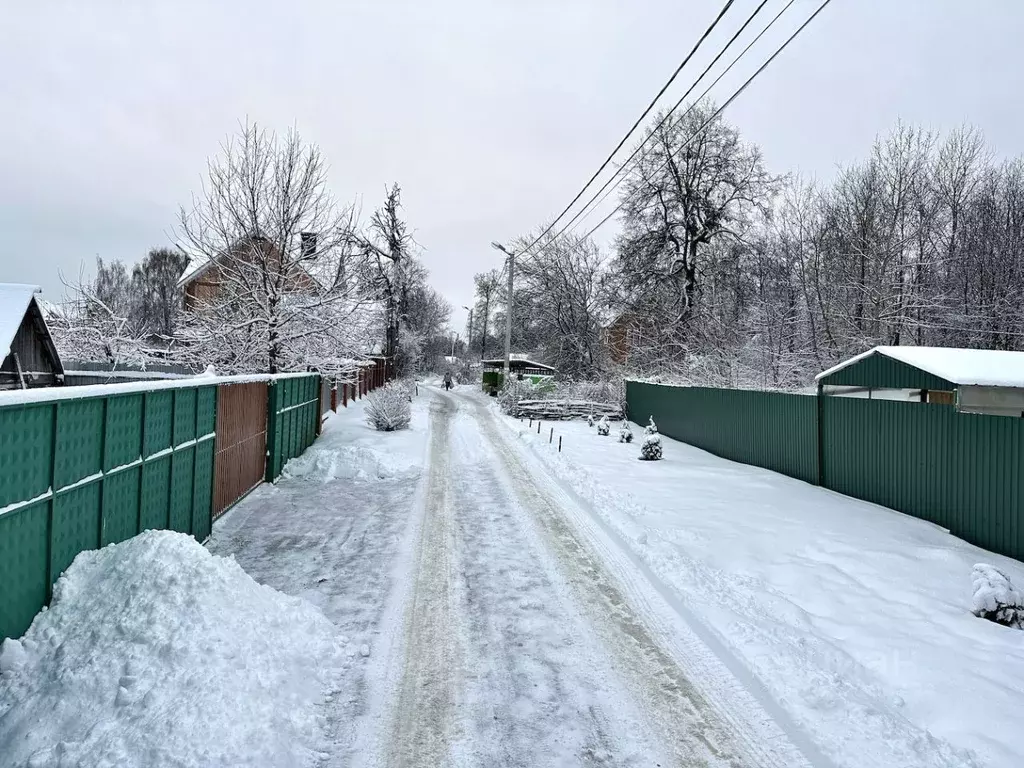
(0, 531), (347, 768)
(281, 406), (424, 483)
(971, 564), (1024, 629)
(365, 381), (412, 431)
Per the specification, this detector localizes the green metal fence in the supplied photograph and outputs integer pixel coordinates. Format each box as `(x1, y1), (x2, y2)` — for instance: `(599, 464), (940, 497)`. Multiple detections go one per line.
(265, 374), (322, 481)
(626, 380), (1024, 564)
(626, 382), (819, 484)
(821, 396), (1024, 561)
(0, 385), (217, 641)
(1, 372), (322, 642)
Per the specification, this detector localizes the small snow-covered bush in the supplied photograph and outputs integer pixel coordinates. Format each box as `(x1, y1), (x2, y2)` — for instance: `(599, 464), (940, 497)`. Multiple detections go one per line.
(618, 426), (633, 443)
(587, 414), (596, 428)
(365, 382), (412, 431)
(644, 416), (659, 436)
(639, 433), (662, 461)
(596, 416), (610, 436)
(972, 564), (1024, 629)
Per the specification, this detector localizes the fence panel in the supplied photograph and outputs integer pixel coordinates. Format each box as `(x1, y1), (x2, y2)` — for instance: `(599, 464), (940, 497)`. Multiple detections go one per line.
(821, 397), (1024, 562)
(265, 373), (321, 481)
(0, 383), (217, 641)
(626, 382), (819, 484)
(212, 382), (267, 518)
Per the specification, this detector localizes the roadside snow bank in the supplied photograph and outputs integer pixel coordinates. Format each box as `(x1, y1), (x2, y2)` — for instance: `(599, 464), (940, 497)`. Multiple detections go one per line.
(0, 531), (346, 768)
(281, 395), (428, 483)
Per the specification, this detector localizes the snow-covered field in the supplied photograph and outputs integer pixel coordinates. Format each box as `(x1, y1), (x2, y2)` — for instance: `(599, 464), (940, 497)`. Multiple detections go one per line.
(0, 530), (346, 768)
(497, 408), (1024, 768)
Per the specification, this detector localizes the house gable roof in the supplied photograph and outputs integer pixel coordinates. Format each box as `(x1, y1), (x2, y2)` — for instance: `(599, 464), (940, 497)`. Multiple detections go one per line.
(1, 283), (41, 359)
(0, 283), (63, 375)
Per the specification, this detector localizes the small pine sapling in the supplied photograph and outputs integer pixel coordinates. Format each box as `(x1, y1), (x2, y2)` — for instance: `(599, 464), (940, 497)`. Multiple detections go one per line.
(587, 413), (595, 428)
(618, 425), (633, 443)
(596, 416), (610, 436)
(639, 432), (662, 461)
(644, 416), (658, 435)
(972, 563), (1024, 629)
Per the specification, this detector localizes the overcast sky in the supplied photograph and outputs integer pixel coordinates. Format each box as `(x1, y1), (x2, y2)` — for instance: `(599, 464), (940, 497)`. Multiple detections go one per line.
(2, 1), (1022, 334)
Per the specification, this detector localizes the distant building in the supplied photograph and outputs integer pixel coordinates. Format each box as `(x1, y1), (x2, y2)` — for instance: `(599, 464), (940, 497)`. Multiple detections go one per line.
(601, 310), (654, 365)
(0, 284), (64, 390)
(178, 235), (319, 311)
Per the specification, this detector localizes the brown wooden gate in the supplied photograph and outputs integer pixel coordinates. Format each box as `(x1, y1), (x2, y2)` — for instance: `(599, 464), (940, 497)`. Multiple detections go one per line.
(213, 381), (268, 519)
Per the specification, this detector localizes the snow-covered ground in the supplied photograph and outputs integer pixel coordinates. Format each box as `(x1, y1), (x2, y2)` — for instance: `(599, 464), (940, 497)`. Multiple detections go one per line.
(209, 392), (432, 765)
(0, 530), (346, 768)
(496, 407), (1024, 768)
(7, 383), (1020, 767)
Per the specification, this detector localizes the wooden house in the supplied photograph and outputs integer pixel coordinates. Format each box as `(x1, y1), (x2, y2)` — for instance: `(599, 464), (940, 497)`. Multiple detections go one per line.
(0, 284), (63, 390)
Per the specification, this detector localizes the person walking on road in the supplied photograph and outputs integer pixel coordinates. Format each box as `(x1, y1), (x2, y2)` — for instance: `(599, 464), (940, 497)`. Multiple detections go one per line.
(443, 371), (453, 391)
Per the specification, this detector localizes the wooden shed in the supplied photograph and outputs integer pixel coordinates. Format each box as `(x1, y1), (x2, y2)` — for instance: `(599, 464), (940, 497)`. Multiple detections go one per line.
(0, 284), (64, 390)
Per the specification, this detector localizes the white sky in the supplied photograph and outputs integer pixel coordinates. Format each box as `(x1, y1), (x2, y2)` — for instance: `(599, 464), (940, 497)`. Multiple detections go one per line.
(1, 1), (1022, 335)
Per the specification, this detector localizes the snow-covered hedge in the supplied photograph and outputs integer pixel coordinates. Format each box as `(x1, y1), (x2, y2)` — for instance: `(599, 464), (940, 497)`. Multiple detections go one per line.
(365, 381), (412, 431)
(972, 563), (1024, 629)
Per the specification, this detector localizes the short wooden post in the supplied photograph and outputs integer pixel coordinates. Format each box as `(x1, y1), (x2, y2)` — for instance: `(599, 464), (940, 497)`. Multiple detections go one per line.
(537, 421), (541, 434)
(529, 418), (533, 428)
(558, 436), (562, 452)
(549, 427), (553, 444)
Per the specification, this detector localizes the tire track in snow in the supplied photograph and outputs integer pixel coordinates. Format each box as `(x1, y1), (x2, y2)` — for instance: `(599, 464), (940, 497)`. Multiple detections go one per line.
(472, 396), (814, 768)
(386, 394), (460, 768)
(444, 392), (666, 767)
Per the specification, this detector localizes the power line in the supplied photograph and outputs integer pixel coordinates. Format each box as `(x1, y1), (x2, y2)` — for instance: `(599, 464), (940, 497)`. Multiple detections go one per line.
(514, 0), (738, 258)
(554, 0), (797, 245)
(561, 0), (835, 245)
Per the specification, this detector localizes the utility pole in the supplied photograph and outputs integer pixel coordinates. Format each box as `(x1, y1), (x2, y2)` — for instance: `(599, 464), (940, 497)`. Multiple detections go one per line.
(491, 242), (515, 380)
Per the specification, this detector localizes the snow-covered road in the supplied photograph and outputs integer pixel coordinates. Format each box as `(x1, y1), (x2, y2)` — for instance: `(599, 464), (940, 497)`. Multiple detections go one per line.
(211, 387), (825, 767)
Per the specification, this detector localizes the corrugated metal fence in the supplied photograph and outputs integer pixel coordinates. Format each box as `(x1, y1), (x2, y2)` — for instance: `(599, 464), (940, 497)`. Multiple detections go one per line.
(0, 372), (321, 641)
(627, 381), (1024, 564)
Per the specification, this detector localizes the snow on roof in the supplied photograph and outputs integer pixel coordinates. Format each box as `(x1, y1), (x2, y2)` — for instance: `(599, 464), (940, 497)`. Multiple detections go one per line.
(816, 346), (1024, 388)
(0, 371), (314, 408)
(480, 357), (557, 372)
(0, 283), (41, 359)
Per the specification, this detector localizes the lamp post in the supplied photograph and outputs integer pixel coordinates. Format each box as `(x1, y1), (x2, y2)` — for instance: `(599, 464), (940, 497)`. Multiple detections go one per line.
(490, 242), (515, 382)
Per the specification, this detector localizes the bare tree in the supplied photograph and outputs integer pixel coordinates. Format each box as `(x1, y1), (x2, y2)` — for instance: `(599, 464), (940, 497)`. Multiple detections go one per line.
(359, 183), (412, 372)
(472, 269), (501, 358)
(505, 230), (607, 377)
(612, 101), (777, 361)
(177, 121), (373, 373)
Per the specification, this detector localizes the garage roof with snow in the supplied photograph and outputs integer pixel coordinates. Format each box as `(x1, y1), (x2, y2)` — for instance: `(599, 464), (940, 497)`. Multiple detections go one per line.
(815, 346), (1024, 390)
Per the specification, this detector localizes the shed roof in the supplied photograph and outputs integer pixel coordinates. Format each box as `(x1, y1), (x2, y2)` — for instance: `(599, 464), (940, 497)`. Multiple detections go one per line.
(0, 283), (41, 359)
(816, 346), (1024, 389)
(480, 357), (557, 373)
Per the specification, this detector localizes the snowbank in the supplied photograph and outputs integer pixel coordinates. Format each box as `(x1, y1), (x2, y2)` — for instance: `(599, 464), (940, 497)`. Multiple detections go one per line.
(0, 531), (347, 768)
(281, 394), (428, 483)
(497, 411), (1024, 768)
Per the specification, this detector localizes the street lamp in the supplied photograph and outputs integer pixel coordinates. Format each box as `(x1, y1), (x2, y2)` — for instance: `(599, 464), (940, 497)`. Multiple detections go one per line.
(490, 241), (514, 381)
